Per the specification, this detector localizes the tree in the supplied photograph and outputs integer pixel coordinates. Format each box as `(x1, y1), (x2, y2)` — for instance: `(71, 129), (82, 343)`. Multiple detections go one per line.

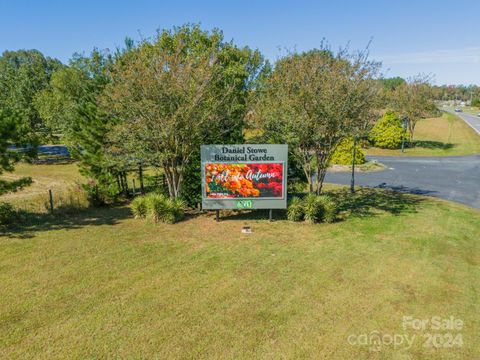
(0, 50), (62, 140)
(34, 49), (123, 200)
(254, 47), (380, 194)
(380, 76), (406, 91)
(393, 75), (436, 142)
(34, 49), (113, 142)
(0, 109), (36, 195)
(33, 66), (89, 137)
(69, 97), (124, 205)
(102, 25), (264, 198)
(471, 98), (480, 107)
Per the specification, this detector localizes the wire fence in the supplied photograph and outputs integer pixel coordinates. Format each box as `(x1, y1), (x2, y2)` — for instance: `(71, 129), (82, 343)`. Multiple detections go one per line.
(8, 186), (89, 214)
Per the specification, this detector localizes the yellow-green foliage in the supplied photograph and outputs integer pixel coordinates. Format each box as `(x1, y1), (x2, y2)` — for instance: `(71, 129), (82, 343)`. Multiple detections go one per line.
(330, 137), (365, 165)
(369, 111), (406, 149)
(139, 193), (185, 224)
(287, 197), (304, 221)
(288, 194), (337, 223)
(130, 196), (148, 218)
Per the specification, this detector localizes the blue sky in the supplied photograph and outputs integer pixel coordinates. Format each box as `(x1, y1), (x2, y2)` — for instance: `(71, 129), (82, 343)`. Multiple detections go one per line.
(1, 0), (479, 85)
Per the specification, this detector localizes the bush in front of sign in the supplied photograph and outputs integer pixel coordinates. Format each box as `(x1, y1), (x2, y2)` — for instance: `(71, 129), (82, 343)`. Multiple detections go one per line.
(147, 194), (185, 224)
(287, 197), (304, 221)
(131, 196), (148, 219)
(316, 195), (338, 223)
(288, 194), (337, 224)
(303, 194), (325, 224)
(130, 193), (185, 224)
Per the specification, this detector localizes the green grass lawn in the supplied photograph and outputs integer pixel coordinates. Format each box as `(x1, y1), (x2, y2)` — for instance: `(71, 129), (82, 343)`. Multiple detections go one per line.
(1, 190), (479, 359)
(367, 112), (480, 157)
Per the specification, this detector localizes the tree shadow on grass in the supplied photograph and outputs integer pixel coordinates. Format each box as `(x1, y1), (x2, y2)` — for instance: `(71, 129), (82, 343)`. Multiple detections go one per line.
(411, 140), (455, 150)
(330, 188), (424, 218)
(1, 206), (132, 239)
(215, 187), (424, 222)
(207, 208), (287, 222)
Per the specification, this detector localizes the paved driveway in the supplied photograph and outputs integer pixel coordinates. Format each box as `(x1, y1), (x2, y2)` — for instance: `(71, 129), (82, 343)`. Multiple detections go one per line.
(325, 155), (480, 208)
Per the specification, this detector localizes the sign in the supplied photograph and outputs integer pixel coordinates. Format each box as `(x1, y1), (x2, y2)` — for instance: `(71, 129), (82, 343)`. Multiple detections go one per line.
(201, 144), (288, 209)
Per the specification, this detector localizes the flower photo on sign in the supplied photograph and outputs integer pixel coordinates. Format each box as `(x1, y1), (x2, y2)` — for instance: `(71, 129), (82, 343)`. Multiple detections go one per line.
(205, 163), (284, 199)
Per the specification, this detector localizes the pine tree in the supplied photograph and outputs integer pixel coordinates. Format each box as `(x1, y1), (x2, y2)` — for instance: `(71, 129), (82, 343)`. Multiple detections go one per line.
(0, 108), (36, 195)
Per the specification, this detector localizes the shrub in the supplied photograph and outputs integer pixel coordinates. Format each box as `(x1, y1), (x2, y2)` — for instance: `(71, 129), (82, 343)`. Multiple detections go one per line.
(316, 195), (337, 223)
(131, 196), (148, 218)
(163, 197), (186, 224)
(330, 137), (366, 165)
(287, 197), (304, 221)
(369, 111), (406, 149)
(146, 193), (185, 224)
(472, 98), (480, 107)
(146, 193), (167, 222)
(0, 202), (17, 227)
(303, 194), (325, 224)
(289, 194), (338, 224)
(83, 181), (118, 207)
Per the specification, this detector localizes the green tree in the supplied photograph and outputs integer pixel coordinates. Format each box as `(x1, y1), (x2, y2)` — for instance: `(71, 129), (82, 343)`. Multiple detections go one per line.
(103, 25), (264, 198)
(380, 76), (406, 91)
(330, 137), (366, 165)
(0, 50), (62, 141)
(33, 66), (89, 137)
(471, 98), (480, 107)
(254, 47), (380, 194)
(69, 98), (115, 183)
(0, 109), (36, 195)
(34, 49), (113, 143)
(393, 75), (436, 142)
(34, 49), (122, 200)
(369, 111), (406, 149)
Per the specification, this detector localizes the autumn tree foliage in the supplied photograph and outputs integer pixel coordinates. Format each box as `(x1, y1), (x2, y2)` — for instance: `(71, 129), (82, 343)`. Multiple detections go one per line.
(254, 47), (380, 194)
(392, 75), (436, 142)
(102, 25), (264, 198)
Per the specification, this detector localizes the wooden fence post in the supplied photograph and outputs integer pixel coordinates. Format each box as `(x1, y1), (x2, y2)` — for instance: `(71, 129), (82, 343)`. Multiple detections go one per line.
(123, 171), (128, 195)
(48, 189), (54, 213)
(115, 174), (121, 194)
(139, 165), (145, 194)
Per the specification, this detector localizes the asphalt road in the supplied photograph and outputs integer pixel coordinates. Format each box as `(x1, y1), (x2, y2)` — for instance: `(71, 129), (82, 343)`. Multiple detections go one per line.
(449, 110), (480, 135)
(325, 155), (480, 208)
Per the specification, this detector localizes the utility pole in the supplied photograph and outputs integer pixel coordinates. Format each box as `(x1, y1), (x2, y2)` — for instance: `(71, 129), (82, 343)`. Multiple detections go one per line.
(401, 117), (408, 153)
(350, 134), (357, 194)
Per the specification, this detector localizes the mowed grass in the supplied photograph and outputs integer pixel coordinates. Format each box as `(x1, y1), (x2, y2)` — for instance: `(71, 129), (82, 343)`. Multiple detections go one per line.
(367, 112), (480, 156)
(1, 191), (479, 359)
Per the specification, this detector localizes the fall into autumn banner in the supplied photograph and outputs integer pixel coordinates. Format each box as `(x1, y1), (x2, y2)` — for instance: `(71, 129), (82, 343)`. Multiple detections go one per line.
(205, 163), (284, 199)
